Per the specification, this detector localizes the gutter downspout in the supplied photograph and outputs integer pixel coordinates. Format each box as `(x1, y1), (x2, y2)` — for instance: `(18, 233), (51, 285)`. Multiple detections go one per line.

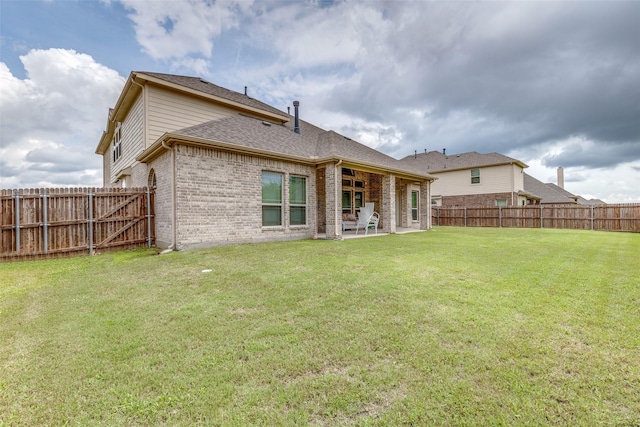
(335, 159), (343, 239)
(162, 140), (176, 250)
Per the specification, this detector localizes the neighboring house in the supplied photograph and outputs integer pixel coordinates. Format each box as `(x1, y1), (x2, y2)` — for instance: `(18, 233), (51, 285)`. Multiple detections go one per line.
(399, 150), (604, 207)
(95, 72), (435, 249)
(400, 150), (530, 207)
(523, 173), (606, 206)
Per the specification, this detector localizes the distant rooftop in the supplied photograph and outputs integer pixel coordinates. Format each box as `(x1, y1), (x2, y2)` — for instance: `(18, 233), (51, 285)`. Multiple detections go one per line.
(400, 150), (528, 172)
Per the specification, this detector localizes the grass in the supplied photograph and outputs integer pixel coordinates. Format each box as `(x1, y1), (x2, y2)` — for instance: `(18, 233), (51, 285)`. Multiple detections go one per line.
(1, 227), (639, 426)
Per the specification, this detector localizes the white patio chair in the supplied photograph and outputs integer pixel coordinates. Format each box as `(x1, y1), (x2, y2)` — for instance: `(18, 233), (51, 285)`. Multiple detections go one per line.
(355, 203), (379, 235)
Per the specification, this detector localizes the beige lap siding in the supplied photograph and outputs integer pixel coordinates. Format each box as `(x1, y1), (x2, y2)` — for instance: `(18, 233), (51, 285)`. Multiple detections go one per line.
(173, 145), (316, 249)
(441, 192), (517, 207)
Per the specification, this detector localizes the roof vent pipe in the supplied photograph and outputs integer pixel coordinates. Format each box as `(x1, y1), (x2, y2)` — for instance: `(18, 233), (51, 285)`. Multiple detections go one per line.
(293, 101), (300, 134)
(244, 86), (247, 96)
(442, 148), (446, 155)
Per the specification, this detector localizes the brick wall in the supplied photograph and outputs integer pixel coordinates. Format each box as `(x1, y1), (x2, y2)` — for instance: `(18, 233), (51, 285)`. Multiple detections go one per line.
(173, 145), (317, 249)
(316, 167), (326, 233)
(148, 151), (173, 248)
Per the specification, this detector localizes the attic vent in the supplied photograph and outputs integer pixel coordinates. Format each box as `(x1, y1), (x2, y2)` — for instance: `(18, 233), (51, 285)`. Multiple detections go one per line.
(199, 78), (209, 84)
(262, 121), (271, 126)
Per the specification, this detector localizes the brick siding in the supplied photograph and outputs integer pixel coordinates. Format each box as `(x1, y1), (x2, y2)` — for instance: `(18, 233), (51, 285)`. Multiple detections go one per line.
(172, 145), (316, 249)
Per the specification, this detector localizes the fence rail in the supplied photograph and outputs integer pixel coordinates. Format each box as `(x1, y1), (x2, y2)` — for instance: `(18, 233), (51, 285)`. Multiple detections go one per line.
(432, 204), (640, 232)
(1, 187), (154, 261)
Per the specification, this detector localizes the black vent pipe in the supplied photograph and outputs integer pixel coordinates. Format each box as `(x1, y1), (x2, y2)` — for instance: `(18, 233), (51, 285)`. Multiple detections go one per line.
(293, 101), (300, 134)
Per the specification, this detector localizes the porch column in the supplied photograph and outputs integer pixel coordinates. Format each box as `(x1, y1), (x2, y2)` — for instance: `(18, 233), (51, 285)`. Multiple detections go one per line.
(402, 183), (411, 228)
(382, 174), (396, 234)
(324, 162), (342, 240)
(420, 180), (432, 230)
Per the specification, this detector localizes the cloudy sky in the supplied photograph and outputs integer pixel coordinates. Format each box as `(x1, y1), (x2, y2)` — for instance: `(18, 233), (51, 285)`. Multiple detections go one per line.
(1, 1), (639, 202)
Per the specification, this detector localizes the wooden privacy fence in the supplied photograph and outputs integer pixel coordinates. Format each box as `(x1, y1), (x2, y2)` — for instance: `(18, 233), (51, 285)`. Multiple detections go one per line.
(1, 187), (154, 261)
(432, 204), (640, 232)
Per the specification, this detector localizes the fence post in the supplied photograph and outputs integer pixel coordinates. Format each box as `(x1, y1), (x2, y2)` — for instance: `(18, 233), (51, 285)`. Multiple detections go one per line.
(499, 206), (502, 228)
(464, 207), (467, 227)
(591, 205), (594, 231)
(540, 205), (544, 229)
(88, 191), (94, 255)
(146, 186), (152, 248)
(14, 190), (20, 253)
(43, 189), (48, 254)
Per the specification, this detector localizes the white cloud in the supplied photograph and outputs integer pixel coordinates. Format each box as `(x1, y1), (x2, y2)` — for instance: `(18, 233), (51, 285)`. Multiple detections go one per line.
(119, 0), (251, 62)
(0, 48), (124, 189)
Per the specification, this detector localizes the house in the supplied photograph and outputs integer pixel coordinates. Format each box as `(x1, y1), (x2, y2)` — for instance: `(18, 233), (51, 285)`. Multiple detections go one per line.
(95, 72), (435, 250)
(399, 150), (603, 207)
(523, 173), (606, 206)
(399, 150), (530, 206)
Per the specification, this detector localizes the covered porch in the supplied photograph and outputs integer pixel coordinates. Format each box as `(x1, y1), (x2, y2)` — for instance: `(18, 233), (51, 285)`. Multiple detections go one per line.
(314, 162), (433, 240)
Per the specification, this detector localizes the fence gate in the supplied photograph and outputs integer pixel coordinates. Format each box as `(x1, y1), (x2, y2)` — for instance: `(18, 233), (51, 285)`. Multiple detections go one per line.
(1, 187), (154, 261)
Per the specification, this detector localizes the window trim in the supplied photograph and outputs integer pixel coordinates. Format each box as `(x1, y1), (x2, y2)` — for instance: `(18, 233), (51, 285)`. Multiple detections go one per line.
(471, 168), (480, 184)
(289, 175), (307, 226)
(342, 190), (353, 214)
(411, 190), (419, 221)
(112, 124), (122, 163)
(262, 171), (283, 227)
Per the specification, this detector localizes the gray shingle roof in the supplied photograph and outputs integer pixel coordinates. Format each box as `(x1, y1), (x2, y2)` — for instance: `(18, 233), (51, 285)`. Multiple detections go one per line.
(134, 72), (433, 179)
(171, 114), (433, 178)
(136, 72), (289, 119)
(523, 173), (578, 204)
(399, 150), (527, 172)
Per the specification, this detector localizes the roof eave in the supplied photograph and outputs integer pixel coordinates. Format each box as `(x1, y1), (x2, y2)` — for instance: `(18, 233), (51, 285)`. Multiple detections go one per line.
(427, 160), (529, 173)
(95, 73), (138, 154)
(137, 133), (319, 165)
(137, 135), (436, 182)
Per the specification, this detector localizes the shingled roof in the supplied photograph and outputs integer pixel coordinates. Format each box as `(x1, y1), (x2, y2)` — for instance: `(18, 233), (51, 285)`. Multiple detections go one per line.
(161, 113), (433, 179)
(523, 173), (579, 204)
(399, 150), (528, 172)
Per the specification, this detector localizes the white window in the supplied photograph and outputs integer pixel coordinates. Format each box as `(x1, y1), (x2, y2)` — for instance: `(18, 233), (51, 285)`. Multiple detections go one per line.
(411, 191), (419, 221)
(262, 172), (283, 226)
(289, 175), (307, 226)
(112, 125), (122, 163)
(471, 168), (480, 184)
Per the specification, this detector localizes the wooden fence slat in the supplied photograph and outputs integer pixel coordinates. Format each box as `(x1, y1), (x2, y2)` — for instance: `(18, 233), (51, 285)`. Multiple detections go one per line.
(433, 204), (640, 233)
(1, 187), (154, 261)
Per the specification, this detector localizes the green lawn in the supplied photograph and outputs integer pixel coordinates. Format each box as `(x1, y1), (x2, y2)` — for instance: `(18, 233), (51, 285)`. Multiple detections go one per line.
(1, 227), (639, 426)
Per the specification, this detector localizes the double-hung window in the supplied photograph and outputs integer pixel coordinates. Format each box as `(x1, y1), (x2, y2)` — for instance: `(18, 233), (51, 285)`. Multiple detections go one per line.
(112, 126), (122, 163)
(289, 175), (307, 226)
(411, 191), (419, 221)
(262, 172), (283, 226)
(471, 168), (480, 184)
